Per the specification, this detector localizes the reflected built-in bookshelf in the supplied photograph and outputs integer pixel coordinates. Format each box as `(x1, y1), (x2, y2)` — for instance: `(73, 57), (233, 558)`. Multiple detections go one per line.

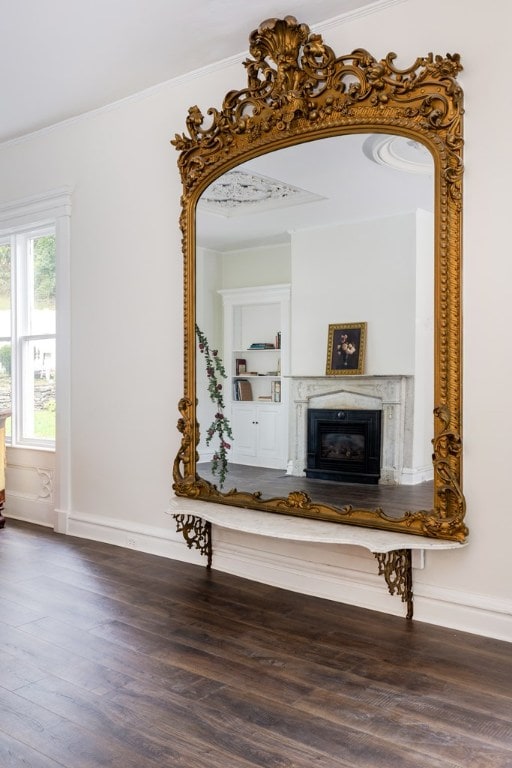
(219, 284), (290, 468)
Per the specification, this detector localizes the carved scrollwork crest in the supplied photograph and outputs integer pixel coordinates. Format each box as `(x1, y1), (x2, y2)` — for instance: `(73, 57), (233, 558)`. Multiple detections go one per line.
(172, 16), (463, 206)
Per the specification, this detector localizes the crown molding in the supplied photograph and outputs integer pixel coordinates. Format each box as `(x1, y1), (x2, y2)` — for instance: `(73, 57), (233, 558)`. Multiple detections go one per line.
(313, 0), (408, 34)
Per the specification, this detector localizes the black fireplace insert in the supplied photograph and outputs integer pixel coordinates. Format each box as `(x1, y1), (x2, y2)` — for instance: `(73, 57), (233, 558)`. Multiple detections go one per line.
(306, 408), (382, 484)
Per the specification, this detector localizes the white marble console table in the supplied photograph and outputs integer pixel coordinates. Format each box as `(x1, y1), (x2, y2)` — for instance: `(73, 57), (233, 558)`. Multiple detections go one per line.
(170, 497), (466, 619)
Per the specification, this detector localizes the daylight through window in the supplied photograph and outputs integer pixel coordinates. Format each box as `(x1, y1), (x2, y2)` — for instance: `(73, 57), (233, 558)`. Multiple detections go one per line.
(0, 227), (56, 447)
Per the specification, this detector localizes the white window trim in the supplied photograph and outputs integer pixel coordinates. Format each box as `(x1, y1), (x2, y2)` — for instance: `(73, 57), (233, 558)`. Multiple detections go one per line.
(0, 187), (72, 525)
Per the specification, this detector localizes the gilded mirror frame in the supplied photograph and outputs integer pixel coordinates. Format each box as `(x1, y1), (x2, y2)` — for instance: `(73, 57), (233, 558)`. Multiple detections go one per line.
(172, 16), (467, 542)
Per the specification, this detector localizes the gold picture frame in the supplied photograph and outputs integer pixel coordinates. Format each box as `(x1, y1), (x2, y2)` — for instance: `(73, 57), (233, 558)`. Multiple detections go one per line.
(326, 323), (367, 376)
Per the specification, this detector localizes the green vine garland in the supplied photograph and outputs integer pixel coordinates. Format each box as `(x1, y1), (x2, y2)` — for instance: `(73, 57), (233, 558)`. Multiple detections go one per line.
(196, 324), (233, 487)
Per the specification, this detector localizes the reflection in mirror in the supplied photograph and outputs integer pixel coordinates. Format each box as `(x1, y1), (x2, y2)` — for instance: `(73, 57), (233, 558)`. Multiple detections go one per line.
(195, 134), (434, 519)
(172, 15), (466, 541)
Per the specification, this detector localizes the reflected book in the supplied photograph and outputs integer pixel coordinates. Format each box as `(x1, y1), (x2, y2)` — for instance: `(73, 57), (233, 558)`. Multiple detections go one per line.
(233, 379), (253, 401)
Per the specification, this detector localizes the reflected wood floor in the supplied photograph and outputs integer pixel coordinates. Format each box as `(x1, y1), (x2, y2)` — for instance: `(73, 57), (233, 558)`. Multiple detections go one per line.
(198, 463), (434, 517)
(1, 519), (512, 768)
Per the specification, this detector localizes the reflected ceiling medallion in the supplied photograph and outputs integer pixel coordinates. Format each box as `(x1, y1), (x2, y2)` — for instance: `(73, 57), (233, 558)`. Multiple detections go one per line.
(362, 135), (434, 175)
(199, 170), (324, 216)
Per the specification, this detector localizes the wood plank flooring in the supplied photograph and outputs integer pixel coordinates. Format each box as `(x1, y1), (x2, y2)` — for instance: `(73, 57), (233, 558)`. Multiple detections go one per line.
(1, 519), (511, 768)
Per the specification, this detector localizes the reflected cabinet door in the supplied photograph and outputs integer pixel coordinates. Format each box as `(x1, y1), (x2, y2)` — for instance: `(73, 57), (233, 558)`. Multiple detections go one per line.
(231, 403), (284, 469)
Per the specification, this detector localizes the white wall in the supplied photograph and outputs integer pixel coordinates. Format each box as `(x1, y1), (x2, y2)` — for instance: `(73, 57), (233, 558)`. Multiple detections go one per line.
(290, 213), (417, 375)
(196, 246), (223, 461)
(221, 243), (291, 288)
(2, 0), (512, 640)
(0, 62), (248, 545)
(412, 209), (434, 473)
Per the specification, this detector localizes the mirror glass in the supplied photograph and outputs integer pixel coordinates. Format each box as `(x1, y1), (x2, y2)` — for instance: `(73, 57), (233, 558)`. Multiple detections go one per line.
(195, 133), (434, 518)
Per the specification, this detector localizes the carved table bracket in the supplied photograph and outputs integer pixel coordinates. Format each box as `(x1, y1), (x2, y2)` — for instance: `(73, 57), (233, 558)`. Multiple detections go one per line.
(174, 514), (212, 568)
(374, 549), (413, 619)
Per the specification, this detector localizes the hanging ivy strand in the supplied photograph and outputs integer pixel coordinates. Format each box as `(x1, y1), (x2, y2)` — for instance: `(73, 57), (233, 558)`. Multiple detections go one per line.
(195, 324), (233, 487)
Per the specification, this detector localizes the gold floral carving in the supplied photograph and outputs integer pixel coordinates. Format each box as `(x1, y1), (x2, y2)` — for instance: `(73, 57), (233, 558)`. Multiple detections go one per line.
(171, 16), (467, 542)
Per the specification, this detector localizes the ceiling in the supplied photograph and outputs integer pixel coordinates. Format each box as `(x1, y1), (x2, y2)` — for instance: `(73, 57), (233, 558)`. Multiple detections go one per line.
(1, 0), (386, 145)
(2, 0), (428, 250)
(197, 134), (433, 251)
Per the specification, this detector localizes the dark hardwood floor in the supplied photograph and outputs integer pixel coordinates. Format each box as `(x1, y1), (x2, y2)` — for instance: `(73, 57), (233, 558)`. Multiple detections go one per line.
(1, 520), (511, 768)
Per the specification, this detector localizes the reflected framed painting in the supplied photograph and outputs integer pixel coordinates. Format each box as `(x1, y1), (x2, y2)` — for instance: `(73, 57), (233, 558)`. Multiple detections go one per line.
(326, 322), (367, 375)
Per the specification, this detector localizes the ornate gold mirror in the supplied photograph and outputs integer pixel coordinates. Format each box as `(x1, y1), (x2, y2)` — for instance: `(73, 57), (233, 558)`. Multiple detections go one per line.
(172, 16), (467, 542)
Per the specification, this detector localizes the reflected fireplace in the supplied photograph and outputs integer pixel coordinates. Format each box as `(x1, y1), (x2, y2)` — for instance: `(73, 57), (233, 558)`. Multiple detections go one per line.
(306, 408), (382, 484)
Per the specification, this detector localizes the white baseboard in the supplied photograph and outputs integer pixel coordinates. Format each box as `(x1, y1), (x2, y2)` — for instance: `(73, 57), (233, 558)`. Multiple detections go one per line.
(58, 509), (205, 566)
(8, 505), (512, 643)
(400, 465), (434, 484)
(197, 448), (214, 463)
(411, 583), (512, 643)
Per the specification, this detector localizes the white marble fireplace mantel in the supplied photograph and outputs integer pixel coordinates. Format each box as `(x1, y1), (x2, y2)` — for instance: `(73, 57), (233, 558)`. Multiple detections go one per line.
(285, 374), (428, 485)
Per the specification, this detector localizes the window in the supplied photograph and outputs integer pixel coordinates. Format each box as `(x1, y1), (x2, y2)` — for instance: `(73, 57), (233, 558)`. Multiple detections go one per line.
(0, 227), (56, 447)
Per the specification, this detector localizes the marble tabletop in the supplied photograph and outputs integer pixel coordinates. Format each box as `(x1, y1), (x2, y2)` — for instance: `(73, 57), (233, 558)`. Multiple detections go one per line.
(168, 496), (467, 553)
